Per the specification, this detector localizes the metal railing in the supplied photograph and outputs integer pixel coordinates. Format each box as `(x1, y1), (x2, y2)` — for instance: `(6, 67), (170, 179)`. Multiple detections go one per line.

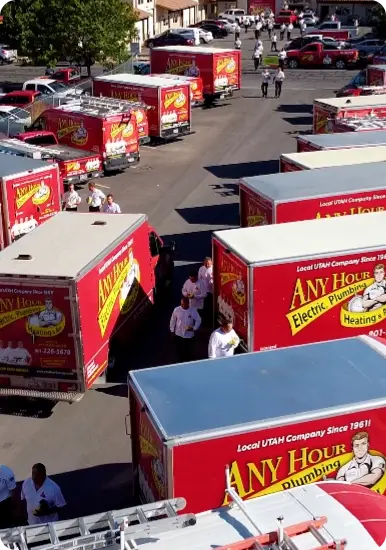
(0, 56), (148, 136)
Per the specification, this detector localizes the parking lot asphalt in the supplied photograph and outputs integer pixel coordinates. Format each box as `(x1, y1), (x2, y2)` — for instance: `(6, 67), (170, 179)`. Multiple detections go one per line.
(0, 32), (357, 522)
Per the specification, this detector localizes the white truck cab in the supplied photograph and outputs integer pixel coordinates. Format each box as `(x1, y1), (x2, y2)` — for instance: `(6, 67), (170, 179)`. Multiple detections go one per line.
(22, 78), (82, 97)
(218, 9), (253, 24)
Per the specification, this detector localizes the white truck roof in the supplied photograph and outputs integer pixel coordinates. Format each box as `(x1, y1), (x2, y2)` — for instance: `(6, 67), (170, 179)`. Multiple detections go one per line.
(371, 64), (386, 72)
(213, 210), (386, 265)
(281, 145), (386, 169)
(299, 129), (386, 149)
(0, 152), (53, 178)
(125, 481), (386, 549)
(242, 161), (386, 203)
(314, 94), (386, 111)
(0, 212), (146, 279)
(24, 78), (56, 86)
(130, 336), (386, 441)
(94, 73), (186, 88)
(152, 45), (236, 54)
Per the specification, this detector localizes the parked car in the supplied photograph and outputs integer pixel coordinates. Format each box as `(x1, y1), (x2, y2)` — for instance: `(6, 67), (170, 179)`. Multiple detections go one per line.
(0, 45), (17, 64)
(193, 22), (227, 38)
(348, 32), (377, 44)
(215, 18), (237, 33)
(352, 39), (385, 58)
(303, 15), (319, 26)
(0, 106), (31, 136)
(144, 31), (195, 48)
(218, 9), (253, 24)
(0, 91), (42, 107)
(195, 28), (214, 43)
(286, 41), (359, 69)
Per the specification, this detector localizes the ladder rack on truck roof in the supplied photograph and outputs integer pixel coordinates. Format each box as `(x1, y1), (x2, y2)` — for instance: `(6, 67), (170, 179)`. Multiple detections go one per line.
(221, 465), (346, 550)
(59, 95), (147, 117)
(0, 498), (196, 550)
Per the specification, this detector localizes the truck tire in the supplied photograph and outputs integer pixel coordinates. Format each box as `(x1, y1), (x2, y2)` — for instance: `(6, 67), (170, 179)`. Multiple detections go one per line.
(288, 58), (299, 69)
(335, 59), (346, 70)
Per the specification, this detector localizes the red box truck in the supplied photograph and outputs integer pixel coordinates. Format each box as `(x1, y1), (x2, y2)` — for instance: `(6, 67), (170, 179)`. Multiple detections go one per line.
(280, 145), (386, 172)
(240, 162), (386, 230)
(297, 130), (386, 152)
(150, 73), (204, 106)
(93, 74), (191, 140)
(213, 211), (386, 352)
(129, 335), (386, 513)
(333, 116), (386, 132)
(313, 95), (386, 133)
(0, 154), (61, 249)
(29, 96), (140, 172)
(0, 213), (175, 401)
(150, 46), (241, 104)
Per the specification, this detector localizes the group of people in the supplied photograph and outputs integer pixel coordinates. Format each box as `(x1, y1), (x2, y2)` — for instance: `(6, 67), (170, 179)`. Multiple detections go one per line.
(62, 182), (121, 214)
(169, 257), (240, 363)
(0, 463), (66, 529)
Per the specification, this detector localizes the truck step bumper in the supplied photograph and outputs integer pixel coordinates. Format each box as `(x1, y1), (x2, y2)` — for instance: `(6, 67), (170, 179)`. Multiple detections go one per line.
(0, 387), (84, 402)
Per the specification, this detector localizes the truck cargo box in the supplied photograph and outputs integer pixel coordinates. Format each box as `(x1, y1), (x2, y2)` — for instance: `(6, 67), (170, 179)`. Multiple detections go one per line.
(280, 145), (386, 172)
(297, 129), (386, 152)
(0, 212), (167, 400)
(313, 94), (386, 133)
(240, 161), (386, 228)
(93, 74), (191, 140)
(213, 211), (386, 351)
(0, 153), (61, 249)
(129, 335), (386, 513)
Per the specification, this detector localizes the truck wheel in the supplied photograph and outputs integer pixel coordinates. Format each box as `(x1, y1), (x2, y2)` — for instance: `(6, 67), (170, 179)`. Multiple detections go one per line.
(288, 59), (299, 69)
(335, 59), (346, 70)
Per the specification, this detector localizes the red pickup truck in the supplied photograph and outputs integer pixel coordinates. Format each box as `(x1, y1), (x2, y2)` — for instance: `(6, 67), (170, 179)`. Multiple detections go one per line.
(286, 42), (359, 70)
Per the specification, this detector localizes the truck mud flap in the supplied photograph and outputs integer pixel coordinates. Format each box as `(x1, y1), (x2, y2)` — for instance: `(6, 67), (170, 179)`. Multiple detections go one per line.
(0, 387), (84, 402)
(159, 126), (191, 141)
(104, 153), (140, 172)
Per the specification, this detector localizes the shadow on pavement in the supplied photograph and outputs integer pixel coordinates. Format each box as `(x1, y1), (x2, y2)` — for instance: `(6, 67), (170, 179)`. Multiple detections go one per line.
(51, 463), (134, 520)
(162, 230), (212, 263)
(0, 397), (56, 419)
(205, 159), (278, 179)
(276, 103), (313, 114)
(210, 182), (239, 197)
(282, 115), (313, 126)
(95, 384), (128, 398)
(176, 204), (239, 227)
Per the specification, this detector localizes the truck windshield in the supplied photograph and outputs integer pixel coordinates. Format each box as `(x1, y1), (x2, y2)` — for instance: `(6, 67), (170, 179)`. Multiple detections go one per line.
(25, 134), (57, 146)
(50, 82), (68, 92)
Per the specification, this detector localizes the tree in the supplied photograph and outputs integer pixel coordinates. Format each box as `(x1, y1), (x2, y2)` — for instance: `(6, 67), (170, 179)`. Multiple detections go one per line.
(2, 0), (138, 74)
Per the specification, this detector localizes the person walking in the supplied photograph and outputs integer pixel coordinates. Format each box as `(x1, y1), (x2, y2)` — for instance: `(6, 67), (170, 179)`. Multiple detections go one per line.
(280, 22), (286, 40)
(102, 194), (121, 213)
(287, 22), (293, 40)
(271, 32), (278, 51)
(199, 256), (213, 323)
(234, 37), (241, 49)
(274, 66), (285, 98)
(0, 464), (17, 528)
(21, 463), (66, 525)
(261, 68), (270, 97)
(61, 183), (81, 212)
(244, 18), (249, 33)
(234, 22), (241, 40)
(208, 318), (240, 359)
(170, 296), (201, 362)
(278, 47), (287, 69)
(253, 46), (261, 71)
(267, 19), (273, 39)
(182, 270), (207, 312)
(87, 182), (105, 212)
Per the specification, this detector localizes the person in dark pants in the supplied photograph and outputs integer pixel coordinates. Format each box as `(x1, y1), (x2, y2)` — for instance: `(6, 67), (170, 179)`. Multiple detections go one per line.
(0, 464), (17, 529)
(253, 48), (261, 71)
(170, 297), (201, 362)
(274, 67), (285, 98)
(261, 68), (270, 97)
(280, 23), (285, 40)
(234, 23), (241, 40)
(87, 182), (106, 212)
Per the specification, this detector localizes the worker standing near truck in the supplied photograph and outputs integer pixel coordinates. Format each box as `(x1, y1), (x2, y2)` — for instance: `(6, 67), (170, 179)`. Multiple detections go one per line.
(170, 296), (201, 362)
(102, 194), (121, 214)
(208, 319), (240, 359)
(87, 182), (106, 212)
(182, 270), (207, 311)
(62, 183), (81, 212)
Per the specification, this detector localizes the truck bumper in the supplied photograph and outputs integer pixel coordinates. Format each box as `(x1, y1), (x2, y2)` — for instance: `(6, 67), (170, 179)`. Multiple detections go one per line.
(161, 124), (191, 140)
(104, 152), (140, 172)
(64, 170), (103, 185)
(0, 386), (84, 402)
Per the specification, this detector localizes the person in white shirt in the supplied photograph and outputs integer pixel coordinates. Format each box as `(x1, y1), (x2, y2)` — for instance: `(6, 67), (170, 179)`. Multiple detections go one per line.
(267, 19), (273, 39)
(170, 297), (201, 362)
(208, 318), (240, 359)
(21, 463), (66, 525)
(253, 47), (262, 71)
(287, 22), (293, 40)
(102, 194), (121, 214)
(182, 270), (207, 310)
(199, 257), (213, 323)
(274, 68), (285, 98)
(336, 432), (385, 488)
(278, 47), (287, 69)
(234, 37), (241, 50)
(62, 183), (81, 212)
(12, 341), (32, 366)
(261, 68), (270, 97)
(234, 23), (240, 40)
(0, 464), (16, 528)
(280, 22), (286, 40)
(87, 182), (106, 212)
(271, 32), (277, 51)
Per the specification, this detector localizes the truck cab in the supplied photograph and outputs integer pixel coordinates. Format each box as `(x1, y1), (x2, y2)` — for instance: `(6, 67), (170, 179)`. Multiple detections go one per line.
(218, 9), (252, 24)
(17, 130), (59, 146)
(287, 41), (358, 69)
(23, 78), (82, 98)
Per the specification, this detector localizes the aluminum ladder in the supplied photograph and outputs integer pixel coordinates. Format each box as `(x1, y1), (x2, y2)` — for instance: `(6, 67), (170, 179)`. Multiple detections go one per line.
(0, 497), (196, 550)
(221, 465), (346, 550)
(63, 95), (146, 113)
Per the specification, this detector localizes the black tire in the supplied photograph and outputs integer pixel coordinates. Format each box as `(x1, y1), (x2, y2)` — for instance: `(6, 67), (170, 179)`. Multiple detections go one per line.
(288, 58), (299, 69)
(200, 38), (205, 44)
(335, 58), (346, 70)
